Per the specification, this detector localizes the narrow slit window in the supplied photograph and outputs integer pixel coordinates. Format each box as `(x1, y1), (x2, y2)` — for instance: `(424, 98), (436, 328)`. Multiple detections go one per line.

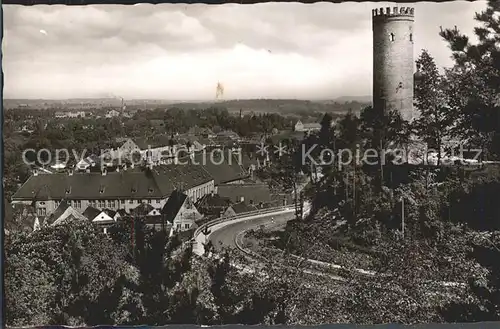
(409, 33), (413, 42)
(390, 33), (395, 42)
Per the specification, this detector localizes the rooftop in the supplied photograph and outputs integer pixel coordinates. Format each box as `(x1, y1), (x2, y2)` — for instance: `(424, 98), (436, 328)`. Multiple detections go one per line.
(196, 193), (231, 209)
(162, 189), (188, 223)
(217, 183), (273, 205)
(82, 206), (102, 220)
(178, 149), (247, 184)
(230, 202), (258, 214)
(12, 164), (213, 201)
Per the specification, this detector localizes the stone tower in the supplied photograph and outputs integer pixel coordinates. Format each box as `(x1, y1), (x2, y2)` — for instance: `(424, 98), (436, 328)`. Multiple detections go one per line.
(372, 6), (415, 121)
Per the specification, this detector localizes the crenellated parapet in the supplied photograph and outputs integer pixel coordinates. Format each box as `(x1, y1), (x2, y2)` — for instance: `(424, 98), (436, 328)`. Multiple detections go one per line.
(372, 6), (414, 18)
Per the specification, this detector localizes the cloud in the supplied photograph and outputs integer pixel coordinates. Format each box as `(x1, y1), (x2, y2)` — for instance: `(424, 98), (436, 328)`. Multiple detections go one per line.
(2, 1), (488, 99)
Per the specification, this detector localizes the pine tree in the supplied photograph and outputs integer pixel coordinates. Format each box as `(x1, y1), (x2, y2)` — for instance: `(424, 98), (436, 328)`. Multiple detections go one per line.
(413, 50), (451, 165)
(439, 0), (500, 159)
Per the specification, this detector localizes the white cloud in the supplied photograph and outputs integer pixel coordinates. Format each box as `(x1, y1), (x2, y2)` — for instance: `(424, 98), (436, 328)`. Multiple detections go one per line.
(2, 1), (488, 99)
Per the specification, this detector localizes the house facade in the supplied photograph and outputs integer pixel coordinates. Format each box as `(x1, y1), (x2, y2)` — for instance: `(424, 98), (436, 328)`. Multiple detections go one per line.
(162, 190), (203, 234)
(11, 164), (216, 218)
(294, 120), (321, 132)
(83, 206), (117, 234)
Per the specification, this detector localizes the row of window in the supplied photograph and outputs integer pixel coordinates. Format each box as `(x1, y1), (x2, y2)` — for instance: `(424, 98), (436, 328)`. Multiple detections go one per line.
(193, 184), (214, 201)
(52, 199), (163, 210)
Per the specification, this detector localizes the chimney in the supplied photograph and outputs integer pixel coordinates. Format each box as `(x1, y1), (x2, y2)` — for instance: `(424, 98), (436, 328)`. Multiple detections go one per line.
(239, 196), (245, 203)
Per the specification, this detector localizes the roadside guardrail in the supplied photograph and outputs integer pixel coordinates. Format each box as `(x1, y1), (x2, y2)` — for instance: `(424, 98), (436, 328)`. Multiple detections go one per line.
(193, 204), (294, 240)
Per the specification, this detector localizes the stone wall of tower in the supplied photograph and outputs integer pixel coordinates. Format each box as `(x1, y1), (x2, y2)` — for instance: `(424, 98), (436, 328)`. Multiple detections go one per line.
(372, 6), (415, 121)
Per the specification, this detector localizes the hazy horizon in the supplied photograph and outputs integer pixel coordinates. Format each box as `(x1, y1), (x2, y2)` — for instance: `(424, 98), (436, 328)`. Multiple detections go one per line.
(3, 95), (372, 102)
(3, 2), (487, 100)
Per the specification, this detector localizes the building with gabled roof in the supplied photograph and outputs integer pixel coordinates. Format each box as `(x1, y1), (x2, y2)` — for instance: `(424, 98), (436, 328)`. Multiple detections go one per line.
(82, 206), (116, 233)
(82, 205), (102, 221)
(195, 193), (232, 218)
(12, 164), (215, 217)
(294, 120), (321, 132)
(179, 149), (248, 185)
(48, 201), (88, 227)
(223, 202), (258, 217)
(162, 190), (202, 235)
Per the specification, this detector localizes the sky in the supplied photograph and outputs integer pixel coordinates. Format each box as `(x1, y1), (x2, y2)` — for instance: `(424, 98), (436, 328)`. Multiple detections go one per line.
(2, 1), (488, 100)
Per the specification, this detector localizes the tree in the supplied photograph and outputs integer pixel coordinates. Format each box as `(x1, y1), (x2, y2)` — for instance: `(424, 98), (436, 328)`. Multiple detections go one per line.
(4, 221), (135, 326)
(439, 0), (500, 159)
(441, 233), (500, 322)
(413, 50), (452, 165)
(269, 147), (305, 220)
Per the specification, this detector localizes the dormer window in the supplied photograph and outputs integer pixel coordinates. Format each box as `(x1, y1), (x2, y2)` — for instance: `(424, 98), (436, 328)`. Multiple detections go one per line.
(390, 33), (395, 42)
(131, 187), (137, 193)
(65, 186), (71, 194)
(99, 186), (105, 194)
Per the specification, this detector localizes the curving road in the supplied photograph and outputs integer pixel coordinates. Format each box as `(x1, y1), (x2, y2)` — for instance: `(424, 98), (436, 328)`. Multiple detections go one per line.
(208, 212), (293, 252)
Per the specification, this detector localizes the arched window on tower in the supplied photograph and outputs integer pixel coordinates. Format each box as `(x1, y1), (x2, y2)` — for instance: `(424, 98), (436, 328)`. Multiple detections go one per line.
(409, 33), (413, 42)
(390, 33), (395, 42)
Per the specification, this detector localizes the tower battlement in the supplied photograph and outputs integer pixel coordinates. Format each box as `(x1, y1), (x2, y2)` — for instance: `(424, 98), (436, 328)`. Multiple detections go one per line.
(372, 6), (414, 18)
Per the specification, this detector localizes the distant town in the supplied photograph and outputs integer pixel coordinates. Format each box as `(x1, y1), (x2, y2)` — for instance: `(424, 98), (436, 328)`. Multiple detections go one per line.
(4, 98), (355, 235)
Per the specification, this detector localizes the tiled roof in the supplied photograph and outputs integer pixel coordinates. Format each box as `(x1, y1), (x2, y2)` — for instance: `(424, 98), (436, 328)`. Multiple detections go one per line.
(131, 203), (155, 217)
(103, 209), (117, 218)
(230, 202), (258, 214)
(217, 183), (272, 205)
(83, 206), (102, 220)
(178, 150), (247, 185)
(196, 193), (231, 208)
(116, 209), (128, 217)
(161, 190), (187, 223)
(153, 164), (213, 192)
(51, 207), (88, 226)
(12, 165), (214, 201)
(46, 201), (71, 225)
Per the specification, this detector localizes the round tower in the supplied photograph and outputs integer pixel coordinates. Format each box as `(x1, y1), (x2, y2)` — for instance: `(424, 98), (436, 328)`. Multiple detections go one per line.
(372, 6), (415, 121)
